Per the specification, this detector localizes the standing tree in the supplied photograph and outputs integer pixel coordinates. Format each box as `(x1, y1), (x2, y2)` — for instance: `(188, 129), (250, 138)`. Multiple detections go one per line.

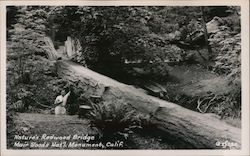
(201, 6), (212, 59)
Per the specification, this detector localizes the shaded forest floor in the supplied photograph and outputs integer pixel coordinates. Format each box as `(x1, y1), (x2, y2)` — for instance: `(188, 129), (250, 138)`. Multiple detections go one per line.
(164, 64), (233, 97)
(163, 64), (241, 128)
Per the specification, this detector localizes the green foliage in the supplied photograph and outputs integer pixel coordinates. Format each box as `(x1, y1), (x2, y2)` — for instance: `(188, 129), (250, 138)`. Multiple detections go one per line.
(89, 100), (148, 141)
(209, 30), (241, 86)
(30, 6), (240, 80)
(214, 90), (241, 119)
(7, 6), (241, 121)
(48, 6), (202, 76)
(6, 108), (17, 148)
(207, 10), (241, 86)
(8, 6), (240, 78)
(7, 6), (56, 93)
(8, 6), (48, 55)
(7, 45), (62, 114)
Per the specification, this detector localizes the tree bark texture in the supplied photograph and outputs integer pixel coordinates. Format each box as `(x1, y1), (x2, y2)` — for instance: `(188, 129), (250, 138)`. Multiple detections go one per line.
(56, 60), (241, 149)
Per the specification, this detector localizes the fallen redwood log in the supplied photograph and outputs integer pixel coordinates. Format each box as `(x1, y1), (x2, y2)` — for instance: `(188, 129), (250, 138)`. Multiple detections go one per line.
(56, 60), (241, 149)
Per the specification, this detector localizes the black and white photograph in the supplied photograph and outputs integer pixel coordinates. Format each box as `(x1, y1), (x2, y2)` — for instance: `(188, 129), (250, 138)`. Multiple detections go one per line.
(0, 0), (249, 155)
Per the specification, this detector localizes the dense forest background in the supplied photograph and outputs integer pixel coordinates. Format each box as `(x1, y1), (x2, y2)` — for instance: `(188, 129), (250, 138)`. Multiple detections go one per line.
(6, 6), (241, 146)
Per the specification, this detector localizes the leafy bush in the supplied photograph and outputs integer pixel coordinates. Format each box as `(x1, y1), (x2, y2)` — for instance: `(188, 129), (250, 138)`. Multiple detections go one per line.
(89, 100), (149, 142)
(6, 108), (17, 148)
(212, 88), (241, 119)
(209, 30), (241, 119)
(209, 27), (241, 86)
(6, 57), (65, 114)
(8, 7), (49, 56)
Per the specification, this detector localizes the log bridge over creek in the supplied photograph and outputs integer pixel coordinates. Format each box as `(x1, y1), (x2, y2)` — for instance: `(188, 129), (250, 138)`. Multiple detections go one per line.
(55, 60), (241, 149)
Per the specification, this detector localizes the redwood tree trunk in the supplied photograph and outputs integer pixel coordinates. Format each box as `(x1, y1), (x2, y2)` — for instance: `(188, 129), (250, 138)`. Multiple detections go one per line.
(201, 7), (212, 59)
(56, 60), (241, 149)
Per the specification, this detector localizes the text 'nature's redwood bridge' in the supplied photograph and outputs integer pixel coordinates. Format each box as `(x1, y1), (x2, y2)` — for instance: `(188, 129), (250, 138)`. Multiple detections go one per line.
(56, 60), (241, 149)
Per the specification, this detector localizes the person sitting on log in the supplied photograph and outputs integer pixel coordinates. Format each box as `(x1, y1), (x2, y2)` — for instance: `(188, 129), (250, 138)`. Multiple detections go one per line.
(54, 89), (71, 115)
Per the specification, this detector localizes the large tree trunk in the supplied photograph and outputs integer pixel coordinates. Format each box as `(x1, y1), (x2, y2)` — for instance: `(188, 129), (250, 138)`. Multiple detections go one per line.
(56, 60), (241, 149)
(201, 7), (213, 59)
